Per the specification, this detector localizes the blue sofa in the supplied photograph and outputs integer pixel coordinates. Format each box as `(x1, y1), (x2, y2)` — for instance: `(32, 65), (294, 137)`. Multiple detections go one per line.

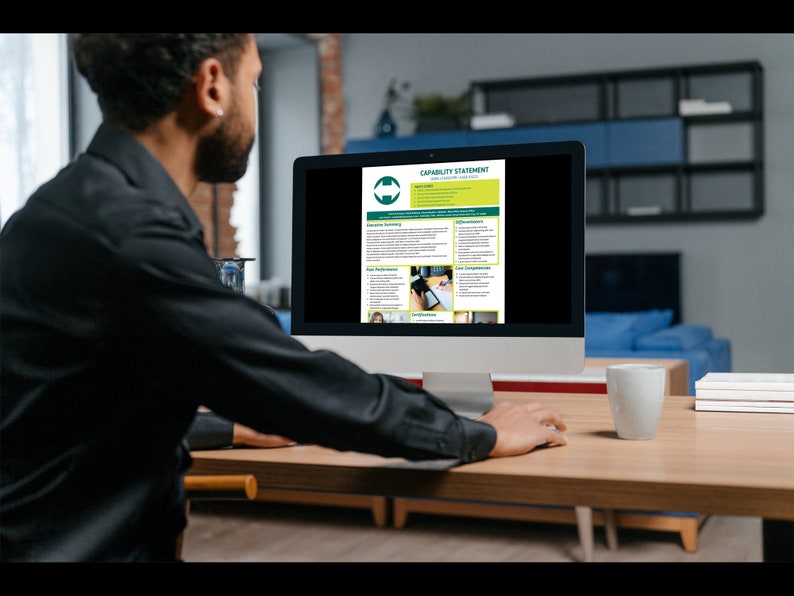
(584, 309), (732, 395)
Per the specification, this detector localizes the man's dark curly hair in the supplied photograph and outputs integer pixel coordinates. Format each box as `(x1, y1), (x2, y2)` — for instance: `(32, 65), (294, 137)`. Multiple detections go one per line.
(70, 34), (252, 131)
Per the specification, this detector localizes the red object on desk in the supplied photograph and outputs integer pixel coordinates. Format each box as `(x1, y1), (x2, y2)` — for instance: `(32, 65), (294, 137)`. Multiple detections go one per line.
(492, 381), (606, 394)
(403, 378), (606, 394)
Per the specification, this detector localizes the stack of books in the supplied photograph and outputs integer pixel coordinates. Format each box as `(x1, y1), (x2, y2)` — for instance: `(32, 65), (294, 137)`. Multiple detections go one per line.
(695, 373), (794, 413)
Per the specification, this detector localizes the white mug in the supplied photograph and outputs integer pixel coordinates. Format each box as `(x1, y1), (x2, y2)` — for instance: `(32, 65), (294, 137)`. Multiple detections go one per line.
(606, 364), (666, 440)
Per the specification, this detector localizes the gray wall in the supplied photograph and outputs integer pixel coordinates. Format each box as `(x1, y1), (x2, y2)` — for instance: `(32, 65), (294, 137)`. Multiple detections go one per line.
(264, 33), (793, 374)
(73, 34), (792, 375)
(259, 41), (320, 285)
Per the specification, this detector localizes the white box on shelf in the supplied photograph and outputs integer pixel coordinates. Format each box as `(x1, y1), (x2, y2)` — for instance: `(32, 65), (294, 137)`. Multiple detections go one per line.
(679, 99), (733, 116)
(470, 113), (516, 130)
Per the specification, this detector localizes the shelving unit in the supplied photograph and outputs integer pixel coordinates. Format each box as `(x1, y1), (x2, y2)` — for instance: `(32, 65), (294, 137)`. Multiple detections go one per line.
(347, 61), (764, 224)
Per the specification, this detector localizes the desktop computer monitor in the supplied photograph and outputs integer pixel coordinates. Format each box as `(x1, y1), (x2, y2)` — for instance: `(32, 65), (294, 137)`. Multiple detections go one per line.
(290, 140), (585, 417)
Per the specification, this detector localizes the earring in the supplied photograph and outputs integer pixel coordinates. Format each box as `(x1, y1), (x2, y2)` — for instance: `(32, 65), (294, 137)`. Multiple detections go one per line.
(216, 108), (224, 117)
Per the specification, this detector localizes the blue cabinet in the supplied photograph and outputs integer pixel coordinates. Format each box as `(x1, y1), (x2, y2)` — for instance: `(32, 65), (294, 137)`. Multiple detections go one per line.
(347, 118), (684, 170)
(347, 61), (763, 223)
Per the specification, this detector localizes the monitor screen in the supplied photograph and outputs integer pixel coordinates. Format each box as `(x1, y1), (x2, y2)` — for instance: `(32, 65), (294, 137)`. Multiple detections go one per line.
(291, 140), (585, 417)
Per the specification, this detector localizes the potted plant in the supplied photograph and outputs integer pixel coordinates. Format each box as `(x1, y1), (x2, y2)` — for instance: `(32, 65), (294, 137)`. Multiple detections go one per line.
(412, 91), (470, 133)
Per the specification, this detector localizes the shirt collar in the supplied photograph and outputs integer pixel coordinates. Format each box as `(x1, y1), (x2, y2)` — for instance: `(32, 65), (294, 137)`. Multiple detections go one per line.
(86, 122), (204, 232)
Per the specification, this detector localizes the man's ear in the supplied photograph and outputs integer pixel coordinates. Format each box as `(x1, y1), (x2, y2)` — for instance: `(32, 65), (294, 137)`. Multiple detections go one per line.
(193, 58), (227, 119)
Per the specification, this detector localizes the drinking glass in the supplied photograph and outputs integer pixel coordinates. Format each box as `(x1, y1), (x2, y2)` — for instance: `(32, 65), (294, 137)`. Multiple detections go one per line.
(212, 258), (255, 294)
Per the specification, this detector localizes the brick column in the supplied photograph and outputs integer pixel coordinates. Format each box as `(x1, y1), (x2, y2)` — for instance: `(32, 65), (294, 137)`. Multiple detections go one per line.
(188, 181), (239, 258)
(311, 33), (345, 155)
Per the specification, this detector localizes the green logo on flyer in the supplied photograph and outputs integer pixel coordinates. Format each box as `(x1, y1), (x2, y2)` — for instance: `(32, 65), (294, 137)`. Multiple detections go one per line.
(374, 176), (401, 205)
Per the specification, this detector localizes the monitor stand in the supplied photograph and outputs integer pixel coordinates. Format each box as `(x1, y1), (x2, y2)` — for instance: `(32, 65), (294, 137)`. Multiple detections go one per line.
(422, 372), (494, 419)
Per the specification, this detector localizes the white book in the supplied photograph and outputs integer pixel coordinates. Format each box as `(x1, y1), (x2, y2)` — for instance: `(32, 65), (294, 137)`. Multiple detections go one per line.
(695, 401), (794, 414)
(695, 372), (794, 391)
(695, 388), (794, 401)
(696, 399), (794, 409)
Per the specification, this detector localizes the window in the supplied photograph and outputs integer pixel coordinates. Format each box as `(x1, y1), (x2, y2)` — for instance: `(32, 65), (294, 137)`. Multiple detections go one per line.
(0, 34), (69, 228)
(1, 34), (260, 284)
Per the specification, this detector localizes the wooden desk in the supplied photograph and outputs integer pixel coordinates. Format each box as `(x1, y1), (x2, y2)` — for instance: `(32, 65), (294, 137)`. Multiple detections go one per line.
(400, 358), (690, 396)
(190, 392), (794, 561)
(492, 357), (688, 396)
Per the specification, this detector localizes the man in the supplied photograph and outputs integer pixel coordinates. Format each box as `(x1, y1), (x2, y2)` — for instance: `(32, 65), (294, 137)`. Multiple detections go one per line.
(0, 34), (567, 562)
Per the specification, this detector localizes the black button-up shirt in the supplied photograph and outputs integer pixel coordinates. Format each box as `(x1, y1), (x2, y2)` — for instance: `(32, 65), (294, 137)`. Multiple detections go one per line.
(0, 122), (495, 561)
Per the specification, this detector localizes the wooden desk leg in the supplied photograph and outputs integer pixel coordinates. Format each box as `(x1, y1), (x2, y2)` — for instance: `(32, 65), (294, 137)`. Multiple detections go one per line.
(392, 498), (411, 529)
(370, 496), (390, 528)
(574, 506), (594, 563)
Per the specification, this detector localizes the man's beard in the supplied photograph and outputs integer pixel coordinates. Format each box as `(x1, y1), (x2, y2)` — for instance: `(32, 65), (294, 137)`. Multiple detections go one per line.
(195, 110), (254, 184)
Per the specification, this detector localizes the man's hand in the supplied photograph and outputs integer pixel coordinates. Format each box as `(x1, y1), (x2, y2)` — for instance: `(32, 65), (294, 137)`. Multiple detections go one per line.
(232, 423), (295, 448)
(410, 288), (425, 311)
(478, 401), (568, 457)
